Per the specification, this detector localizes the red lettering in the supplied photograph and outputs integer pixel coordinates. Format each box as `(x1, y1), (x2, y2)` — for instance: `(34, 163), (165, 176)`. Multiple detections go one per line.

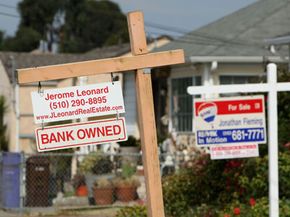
(113, 125), (121, 135)
(97, 127), (105, 137)
(77, 129), (86, 139)
(105, 126), (113, 136)
(50, 133), (57, 143)
(84, 128), (96, 138)
(57, 132), (65, 141)
(66, 130), (75, 141)
(41, 134), (49, 144)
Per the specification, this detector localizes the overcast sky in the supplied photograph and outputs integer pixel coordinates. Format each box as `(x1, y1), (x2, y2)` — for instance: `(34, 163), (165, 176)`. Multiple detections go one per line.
(0, 0), (257, 37)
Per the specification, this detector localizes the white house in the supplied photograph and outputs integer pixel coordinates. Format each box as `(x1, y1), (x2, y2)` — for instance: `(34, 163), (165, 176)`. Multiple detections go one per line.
(0, 44), (130, 152)
(153, 0), (289, 142)
(0, 36), (171, 153)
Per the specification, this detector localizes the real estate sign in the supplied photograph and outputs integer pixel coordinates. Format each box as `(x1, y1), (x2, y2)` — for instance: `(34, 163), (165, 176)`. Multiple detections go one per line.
(35, 117), (127, 152)
(31, 81), (125, 124)
(194, 95), (266, 146)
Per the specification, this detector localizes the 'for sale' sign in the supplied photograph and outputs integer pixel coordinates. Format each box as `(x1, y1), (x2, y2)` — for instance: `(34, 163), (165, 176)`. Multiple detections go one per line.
(31, 81), (125, 124)
(35, 117), (127, 152)
(194, 95), (266, 146)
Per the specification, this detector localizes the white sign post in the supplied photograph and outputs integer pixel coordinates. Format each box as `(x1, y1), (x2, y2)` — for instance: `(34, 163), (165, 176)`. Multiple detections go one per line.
(187, 63), (289, 217)
(31, 81), (125, 123)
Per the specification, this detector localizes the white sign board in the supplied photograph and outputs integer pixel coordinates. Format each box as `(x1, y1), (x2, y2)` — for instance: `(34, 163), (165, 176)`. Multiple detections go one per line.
(35, 117), (127, 152)
(194, 95), (266, 146)
(210, 144), (259, 160)
(31, 81), (125, 124)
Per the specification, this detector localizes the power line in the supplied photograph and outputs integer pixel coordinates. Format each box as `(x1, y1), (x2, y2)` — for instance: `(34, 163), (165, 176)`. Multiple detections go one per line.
(0, 3), (17, 9)
(146, 30), (265, 49)
(0, 11), (19, 18)
(145, 22), (252, 46)
(145, 21), (264, 48)
(145, 21), (190, 34)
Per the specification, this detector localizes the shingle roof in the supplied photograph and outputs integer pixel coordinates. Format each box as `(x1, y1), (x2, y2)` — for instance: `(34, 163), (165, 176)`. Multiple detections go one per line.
(0, 43), (130, 83)
(156, 0), (290, 61)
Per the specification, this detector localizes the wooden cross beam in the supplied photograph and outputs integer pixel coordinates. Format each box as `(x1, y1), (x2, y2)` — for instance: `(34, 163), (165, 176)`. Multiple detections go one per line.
(17, 11), (184, 217)
(18, 50), (183, 83)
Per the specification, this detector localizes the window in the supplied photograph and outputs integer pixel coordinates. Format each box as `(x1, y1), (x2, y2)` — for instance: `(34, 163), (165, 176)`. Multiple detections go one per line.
(171, 76), (201, 132)
(220, 75), (263, 96)
(220, 75), (262, 85)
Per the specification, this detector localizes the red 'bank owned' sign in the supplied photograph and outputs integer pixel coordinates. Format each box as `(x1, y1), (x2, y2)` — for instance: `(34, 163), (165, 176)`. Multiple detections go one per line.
(31, 81), (125, 124)
(35, 118), (127, 152)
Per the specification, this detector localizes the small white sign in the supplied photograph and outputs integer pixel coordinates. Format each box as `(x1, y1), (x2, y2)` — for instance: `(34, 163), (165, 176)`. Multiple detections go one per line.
(35, 117), (127, 152)
(210, 144), (259, 160)
(194, 95), (266, 146)
(31, 81), (125, 124)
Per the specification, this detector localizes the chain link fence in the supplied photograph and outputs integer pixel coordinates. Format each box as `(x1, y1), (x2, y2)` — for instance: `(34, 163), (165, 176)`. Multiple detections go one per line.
(0, 150), (186, 214)
(0, 148), (275, 217)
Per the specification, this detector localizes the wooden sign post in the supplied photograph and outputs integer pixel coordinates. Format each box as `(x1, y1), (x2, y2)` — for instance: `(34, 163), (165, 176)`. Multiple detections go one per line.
(18, 11), (184, 217)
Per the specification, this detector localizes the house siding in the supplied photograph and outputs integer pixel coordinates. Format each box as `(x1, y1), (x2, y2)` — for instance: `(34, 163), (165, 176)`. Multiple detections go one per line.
(0, 61), (16, 151)
(123, 71), (139, 138)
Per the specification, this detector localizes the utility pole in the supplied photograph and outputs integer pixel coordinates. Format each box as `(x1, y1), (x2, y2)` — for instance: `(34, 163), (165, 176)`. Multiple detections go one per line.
(10, 55), (20, 152)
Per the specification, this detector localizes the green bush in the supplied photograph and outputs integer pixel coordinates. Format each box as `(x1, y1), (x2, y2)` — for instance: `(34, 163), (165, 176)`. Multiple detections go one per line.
(162, 153), (271, 216)
(79, 152), (113, 175)
(162, 170), (195, 216)
(279, 152), (290, 198)
(187, 198), (290, 217)
(162, 153), (227, 216)
(162, 151), (290, 217)
(115, 205), (147, 217)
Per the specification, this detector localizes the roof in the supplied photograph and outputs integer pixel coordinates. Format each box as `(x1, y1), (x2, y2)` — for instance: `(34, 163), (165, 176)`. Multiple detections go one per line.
(156, 0), (290, 61)
(0, 43), (130, 83)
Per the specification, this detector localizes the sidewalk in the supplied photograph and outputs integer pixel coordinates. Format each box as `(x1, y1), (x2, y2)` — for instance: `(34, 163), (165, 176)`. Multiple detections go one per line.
(0, 207), (119, 217)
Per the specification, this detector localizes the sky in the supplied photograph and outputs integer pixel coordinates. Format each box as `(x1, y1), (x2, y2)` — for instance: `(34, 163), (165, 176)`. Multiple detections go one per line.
(0, 0), (257, 37)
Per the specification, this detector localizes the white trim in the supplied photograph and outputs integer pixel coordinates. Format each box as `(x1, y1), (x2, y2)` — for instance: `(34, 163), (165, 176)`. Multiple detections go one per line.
(187, 82), (290, 95)
(168, 76), (173, 133)
(264, 35), (290, 45)
(190, 56), (288, 63)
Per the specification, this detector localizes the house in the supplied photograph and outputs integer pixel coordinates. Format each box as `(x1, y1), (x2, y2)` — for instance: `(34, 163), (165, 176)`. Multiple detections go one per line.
(0, 44), (130, 153)
(153, 0), (290, 144)
(0, 36), (171, 153)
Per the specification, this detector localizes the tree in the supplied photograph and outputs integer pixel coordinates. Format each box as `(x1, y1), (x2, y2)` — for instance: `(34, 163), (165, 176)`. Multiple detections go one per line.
(1, 0), (62, 52)
(2, 0), (128, 53)
(2, 27), (41, 52)
(60, 0), (129, 53)
(18, 0), (63, 37)
(0, 96), (9, 151)
(0, 30), (3, 50)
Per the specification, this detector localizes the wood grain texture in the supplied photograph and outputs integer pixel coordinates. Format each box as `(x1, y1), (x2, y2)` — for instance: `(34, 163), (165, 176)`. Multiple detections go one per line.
(128, 11), (165, 217)
(17, 11), (185, 217)
(17, 50), (184, 84)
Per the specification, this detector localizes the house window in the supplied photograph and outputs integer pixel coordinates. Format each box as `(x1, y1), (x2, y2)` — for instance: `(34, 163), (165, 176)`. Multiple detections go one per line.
(220, 75), (261, 85)
(171, 76), (201, 132)
(220, 75), (263, 96)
